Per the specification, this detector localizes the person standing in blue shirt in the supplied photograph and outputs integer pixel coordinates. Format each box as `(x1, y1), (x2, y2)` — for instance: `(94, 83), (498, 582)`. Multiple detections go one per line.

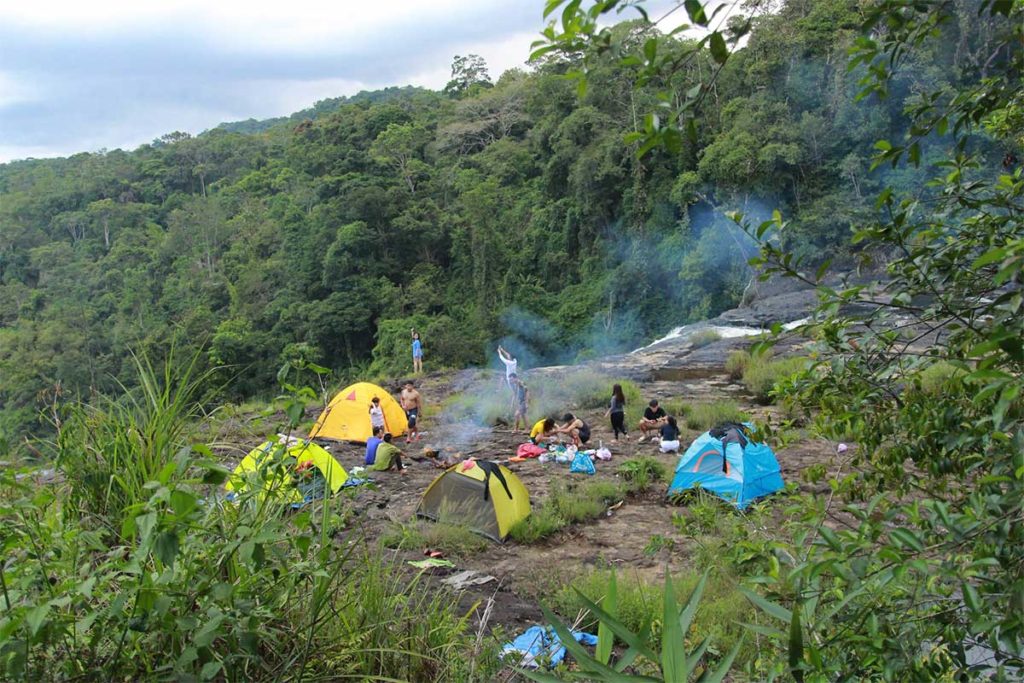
(411, 328), (423, 374)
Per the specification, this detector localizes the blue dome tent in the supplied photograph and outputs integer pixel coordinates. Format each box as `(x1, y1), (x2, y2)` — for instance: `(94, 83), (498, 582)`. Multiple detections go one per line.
(667, 424), (784, 508)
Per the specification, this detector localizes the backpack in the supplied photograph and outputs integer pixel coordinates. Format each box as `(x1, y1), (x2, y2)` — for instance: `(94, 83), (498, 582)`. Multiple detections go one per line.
(710, 422), (750, 449)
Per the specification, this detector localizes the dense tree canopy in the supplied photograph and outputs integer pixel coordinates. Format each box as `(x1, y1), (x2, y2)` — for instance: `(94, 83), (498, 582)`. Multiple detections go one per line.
(0, 0), (1003, 452)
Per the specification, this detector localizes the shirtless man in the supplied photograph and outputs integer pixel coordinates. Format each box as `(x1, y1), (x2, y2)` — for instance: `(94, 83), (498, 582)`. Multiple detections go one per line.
(400, 381), (422, 443)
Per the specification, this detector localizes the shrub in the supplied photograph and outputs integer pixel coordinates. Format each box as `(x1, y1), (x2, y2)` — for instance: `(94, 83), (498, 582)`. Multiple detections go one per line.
(742, 355), (807, 404)
(1, 359), (500, 682)
(508, 479), (626, 543)
(617, 456), (667, 492)
(0, 453), (498, 682)
(685, 401), (748, 431)
(657, 398), (692, 419)
(443, 389), (510, 426)
(558, 372), (642, 411)
(689, 328), (723, 348)
(724, 350), (751, 380)
(915, 360), (967, 396)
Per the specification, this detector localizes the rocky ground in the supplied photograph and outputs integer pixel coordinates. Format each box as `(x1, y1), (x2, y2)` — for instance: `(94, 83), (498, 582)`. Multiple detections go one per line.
(306, 341), (839, 652)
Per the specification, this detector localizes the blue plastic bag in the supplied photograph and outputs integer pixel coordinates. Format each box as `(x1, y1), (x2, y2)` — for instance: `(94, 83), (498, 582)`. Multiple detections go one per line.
(501, 625), (598, 668)
(570, 450), (596, 475)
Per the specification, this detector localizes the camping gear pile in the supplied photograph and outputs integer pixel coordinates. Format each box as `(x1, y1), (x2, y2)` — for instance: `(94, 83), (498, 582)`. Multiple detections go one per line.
(531, 443), (608, 475)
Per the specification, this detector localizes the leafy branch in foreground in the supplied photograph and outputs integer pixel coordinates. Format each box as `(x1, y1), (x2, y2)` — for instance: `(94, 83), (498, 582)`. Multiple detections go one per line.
(731, 0), (1024, 678)
(531, 0), (751, 155)
(537, 0), (1024, 678)
(521, 571), (740, 681)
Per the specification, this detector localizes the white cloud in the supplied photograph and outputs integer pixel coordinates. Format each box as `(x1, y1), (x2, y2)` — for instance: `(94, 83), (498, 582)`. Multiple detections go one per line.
(0, 0), (510, 51)
(0, 71), (41, 109)
(0, 0), (542, 162)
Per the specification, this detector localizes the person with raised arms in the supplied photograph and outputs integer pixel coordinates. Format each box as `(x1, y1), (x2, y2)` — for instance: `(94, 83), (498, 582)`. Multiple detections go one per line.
(497, 345), (518, 389)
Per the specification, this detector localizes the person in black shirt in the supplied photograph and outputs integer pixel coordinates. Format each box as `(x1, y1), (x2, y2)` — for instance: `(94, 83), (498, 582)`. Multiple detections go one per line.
(637, 399), (668, 442)
(558, 413), (591, 446)
(659, 416), (682, 453)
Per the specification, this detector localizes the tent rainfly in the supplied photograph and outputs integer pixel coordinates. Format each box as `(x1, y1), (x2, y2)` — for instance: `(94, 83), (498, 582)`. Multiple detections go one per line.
(417, 460), (531, 542)
(309, 382), (408, 443)
(227, 439), (348, 505)
(667, 425), (784, 509)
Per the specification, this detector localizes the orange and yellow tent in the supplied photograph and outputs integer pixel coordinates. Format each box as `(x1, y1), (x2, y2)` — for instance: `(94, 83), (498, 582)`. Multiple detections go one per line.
(309, 382), (407, 443)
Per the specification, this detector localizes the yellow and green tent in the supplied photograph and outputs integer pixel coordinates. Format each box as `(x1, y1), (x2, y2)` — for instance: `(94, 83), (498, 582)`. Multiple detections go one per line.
(417, 460), (531, 542)
(226, 439), (348, 505)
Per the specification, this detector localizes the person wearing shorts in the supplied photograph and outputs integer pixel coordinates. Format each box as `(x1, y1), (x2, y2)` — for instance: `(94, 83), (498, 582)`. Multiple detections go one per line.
(401, 381), (422, 443)
(638, 399), (668, 442)
(411, 330), (423, 374)
(559, 413), (590, 446)
(510, 373), (529, 432)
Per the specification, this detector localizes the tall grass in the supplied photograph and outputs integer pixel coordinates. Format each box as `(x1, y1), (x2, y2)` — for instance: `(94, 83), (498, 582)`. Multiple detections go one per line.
(689, 329), (722, 348)
(382, 518), (490, 557)
(685, 400), (749, 430)
(56, 350), (214, 535)
(617, 456), (667, 492)
(547, 569), (754, 667)
(742, 355), (807, 404)
(916, 360), (967, 395)
(508, 479), (626, 543)
(724, 350), (751, 380)
(1, 355), (501, 681)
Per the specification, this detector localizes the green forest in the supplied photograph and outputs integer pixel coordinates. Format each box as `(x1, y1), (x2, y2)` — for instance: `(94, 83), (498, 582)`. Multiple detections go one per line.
(1, 0), (991, 450)
(2, 0), (1023, 679)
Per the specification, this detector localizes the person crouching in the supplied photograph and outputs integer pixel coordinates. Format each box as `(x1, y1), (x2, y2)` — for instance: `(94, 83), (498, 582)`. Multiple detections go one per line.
(368, 433), (406, 474)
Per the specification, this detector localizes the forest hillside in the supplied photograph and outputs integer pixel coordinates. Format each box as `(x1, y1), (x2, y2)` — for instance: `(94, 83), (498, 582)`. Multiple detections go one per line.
(0, 0), (1004, 450)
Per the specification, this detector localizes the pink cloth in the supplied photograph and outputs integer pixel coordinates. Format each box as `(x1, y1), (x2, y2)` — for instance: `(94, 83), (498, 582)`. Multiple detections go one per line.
(516, 443), (547, 459)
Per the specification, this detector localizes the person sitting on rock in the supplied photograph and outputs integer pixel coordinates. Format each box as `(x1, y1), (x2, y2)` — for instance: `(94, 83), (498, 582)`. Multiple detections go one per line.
(365, 425), (383, 465)
(558, 413), (591, 446)
(368, 433), (406, 474)
(637, 399), (668, 442)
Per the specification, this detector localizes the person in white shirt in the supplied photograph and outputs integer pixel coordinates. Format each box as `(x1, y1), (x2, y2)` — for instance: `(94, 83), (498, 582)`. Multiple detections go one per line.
(369, 397), (385, 431)
(497, 345), (519, 389)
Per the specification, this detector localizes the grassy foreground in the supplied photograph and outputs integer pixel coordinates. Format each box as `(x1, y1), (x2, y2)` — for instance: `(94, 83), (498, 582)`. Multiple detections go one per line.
(0, 358), (500, 682)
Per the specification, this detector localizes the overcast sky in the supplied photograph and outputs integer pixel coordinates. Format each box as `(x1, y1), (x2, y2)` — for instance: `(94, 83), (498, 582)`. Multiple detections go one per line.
(0, 0), (558, 163)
